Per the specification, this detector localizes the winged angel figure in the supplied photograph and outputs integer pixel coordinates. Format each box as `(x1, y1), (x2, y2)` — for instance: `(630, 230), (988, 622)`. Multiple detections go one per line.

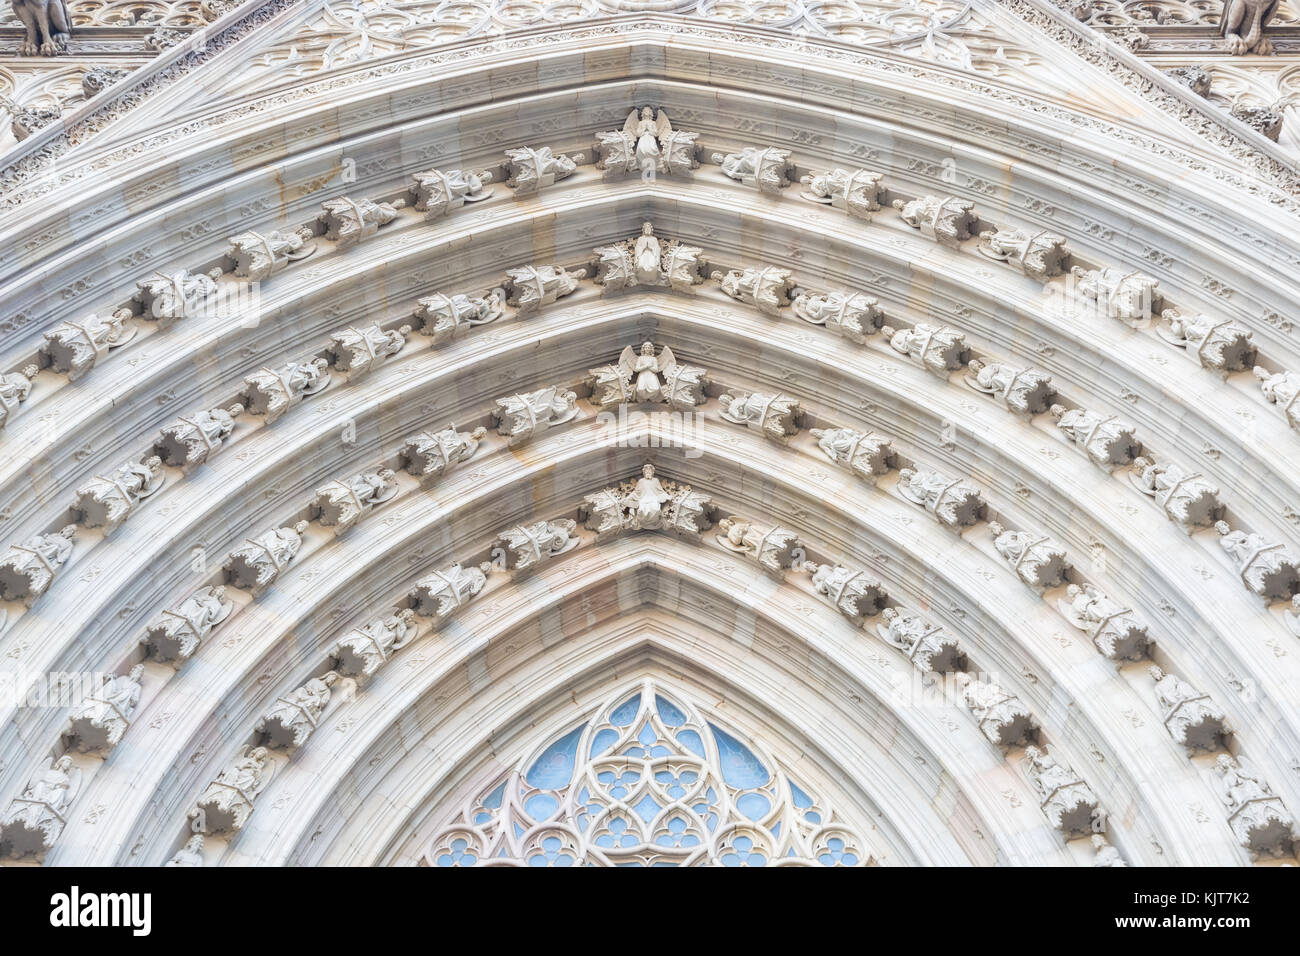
(587, 341), (709, 409)
(595, 107), (700, 177)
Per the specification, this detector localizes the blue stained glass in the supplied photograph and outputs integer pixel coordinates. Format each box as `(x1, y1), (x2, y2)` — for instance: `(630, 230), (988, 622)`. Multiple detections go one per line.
(526, 726), (583, 789)
(524, 793), (559, 820)
(790, 783), (812, 808)
(638, 723), (657, 747)
(737, 792), (771, 821)
(589, 728), (618, 758)
(634, 794), (661, 822)
(709, 724), (770, 789)
(676, 729), (705, 757)
(475, 782), (506, 822)
(610, 694), (641, 726)
(656, 695), (687, 727)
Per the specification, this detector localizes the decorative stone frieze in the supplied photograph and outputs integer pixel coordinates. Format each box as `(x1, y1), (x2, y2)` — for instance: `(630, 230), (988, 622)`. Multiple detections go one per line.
(72, 456), (166, 535)
(141, 585), (233, 665)
(492, 386), (579, 446)
(222, 521), (309, 596)
(897, 467), (986, 529)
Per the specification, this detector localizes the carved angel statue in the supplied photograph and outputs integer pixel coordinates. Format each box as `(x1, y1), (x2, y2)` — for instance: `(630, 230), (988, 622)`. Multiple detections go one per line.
(241, 358), (331, 424)
(964, 360), (1055, 415)
(711, 146), (794, 194)
(410, 167), (494, 219)
(712, 266), (797, 316)
(1213, 754), (1295, 858)
(1214, 520), (1300, 602)
(504, 145), (581, 194)
(72, 456), (166, 535)
(799, 168), (884, 219)
(976, 227), (1069, 282)
(42, 308), (136, 382)
(719, 391), (801, 443)
(153, 404), (243, 473)
(897, 467), (986, 529)
(503, 263), (585, 314)
(988, 522), (1069, 590)
(1069, 267), (1162, 324)
(408, 562), (491, 624)
(311, 469), (399, 534)
(1129, 457), (1222, 532)
(319, 196), (403, 246)
(0, 524), (76, 607)
(494, 520), (579, 572)
(166, 834), (205, 867)
(414, 291), (504, 345)
(1254, 366), (1300, 431)
(1154, 309), (1255, 372)
(812, 427), (896, 482)
(1091, 834), (1127, 867)
(326, 323), (409, 379)
(257, 671), (342, 749)
(1058, 584), (1150, 661)
(0, 365), (38, 430)
(63, 664), (145, 753)
(791, 289), (882, 344)
(627, 463), (672, 530)
(13, 0), (72, 57)
(592, 223), (704, 292)
(892, 195), (977, 247)
(716, 517), (802, 577)
(877, 607), (964, 673)
(191, 745), (274, 834)
(492, 386), (579, 446)
(595, 107), (700, 177)
(133, 269), (223, 328)
(332, 609), (418, 678)
(226, 226), (316, 280)
(141, 585), (234, 665)
(400, 424), (487, 479)
(223, 521), (309, 596)
(882, 323), (968, 375)
(1050, 404), (1139, 470)
(1022, 746), (1103, 837)
(957, 673), (1037, 747)
(1149, 666), (1228, 753)
(581, 466), (713, 540)
(804, 562), (886, 623)
(1221, 0), (1278, 54)
(0, 756), (81, 859)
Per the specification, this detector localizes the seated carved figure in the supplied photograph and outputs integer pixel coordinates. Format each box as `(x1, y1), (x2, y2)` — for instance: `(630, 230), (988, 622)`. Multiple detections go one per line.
(718, 391), (800, 442)
(579, 466), (714, 542)
(965, 359), (1055, 415)
(0, 756), (80, 860)
(410, 167), (493, 219)
(154, 404), (243, 473)
(877, 607), (963, 672)
(257, 671), (342, 749)
(493, 386), (579, 446)
(332, 609), (418, 678)
(812, 426), (896, 482)
(805, 562), (886, 623)
(408, 563), (491, 624)
(141, 585), (233, 665)
(1213, 755), (1295, 858)
(166, 834), (205, 867)
(1129, 457), (1222, 531)
(505, 146), (580, 194)
(72, 456), (166, 535)
(0, 365), (38, 431)
(494, 520), (579, 572)
(711, 146), (793, 193)
(1157, 310), (1255, 371)
(400, 424), (487, 479)
(586, 342), (709, 410)
(1149, 666), (1228, 753)
(0, 525), (76, 607)
(133, 269), (222, 328)
(791, 290), (882, 343)
(592, 224), (705, 293)
(319, 196), (403, 246)
(892, 195), (976, 246)
(223, 521), (309, 596)
(63, 664), (145, 753)
(326, 323), (408, 379)
(1070, 266), (1162, 324)
(42, 309), (136, 382)
(415, 292), (503, 345)
(1050, 404), (1139, 469)
(1091, 834), (1127, 867)
(712, 266), (797, 315)
(226, 227), (315, 280)
(1022, 745), (1103, 837)
(897, 467), (986, 529)
(988, 522), (1069, 590)
(958, 674), (1037, 747)
(503, 264), (585, 314)
(311, 469), (399, 534)
(191, 746), (274, 834)
(1215, 520), (1300, 602)
(1058, 584), (1150, 660)
(1253, 366), (1300, 431)
(799, 167), (883, 219)
(977, 227), (1068, 281)
(716, 517), (801, 577)
(242, 358), (331, 424)
(882, 323), (968, 375)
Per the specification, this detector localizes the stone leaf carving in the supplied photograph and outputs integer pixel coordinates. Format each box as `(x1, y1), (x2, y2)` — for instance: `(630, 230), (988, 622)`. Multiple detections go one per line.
(1058, 584), (1151, 661)
(580, 465), (715, 541)
(716, 517), (802, 577)
(1091, 834), (1127, 867)
(712, 146), (793, 193)
(503, 264), (584, 315)
(586, 342), (710, 410)
(408, 563), (491, 624)
(241, 358), (331, 424)
(1157, 310), (1255, 371)
(414, 291), (504, 345)
(712, 266), (796, 316)
(505, 146), (580, 195)
(1213, 755), (1295, 858)
(154, 404), (243, 473)
(594, 108), (700, 176)
(805, 562), (886, 624)
(410, 167), (493, 219)
(1255, 366), (1300, 431)
(0, 365), (39, 431)
(1149, 667), (1228, 753)
(964, 360), (1055, 415)
(42, 309), (136, 382)
(812, 427), (896, 483)
(897, 467), (986, 529)
(791, 289), (883, 343)
(1221, 0), (1277, 54)
(1231, 105), (1283, 142)
(877, 607), (963, 672)
(1070, 267), (1162, 324)
(166, 834), (205, 867)
(1050, 404), (1139, 470)
(719, 391), (800, 443)
(72, 456), (166, 535)
(82, 66), (128, 98)
(222, 521), (309, 596)
(959, 674), (1038, 747)
(799, 168), (884, 219)
(592, 223), (704, 293)
(256, 671), (343, 749)
(134, 269), (223, 329)
(0, 525), (76, 607)
(311, 469), (399, 534)
(1129, 457), (1222, 532)
(0, 757), (80, 860)
(988, 522), (1069, 590)
(399, 424), (487, 479)
(141, 585), (233, 665)
(326, 324), (409, 379)
(63, 664), (144, 753)
(319, 196), (403, 246)
(977, 228), (1068, 281)
(493, 386), (579, 446)
(332, 609), (418, 678)
(1023, 746), (1103, 837)
(191, 745), (273, 834)
(1215, 521), (1300, 602)
(883, 323), (968, 375)
(493, 520), (580, 572)
(226, 227), (316, 280)
(893, 195), (976, 246)
(1164, 66), (1211, 97)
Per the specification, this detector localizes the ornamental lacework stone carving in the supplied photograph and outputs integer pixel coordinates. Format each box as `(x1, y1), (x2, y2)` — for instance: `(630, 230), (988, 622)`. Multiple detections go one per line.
(42, 310), (135, 381)
(503, 264), (584, 314)
(256, 672), (342, 749)
(959, 674), (1038, 748)
(594, 108), (700, 176)
(0, 525), (75, 607)
(493, 520), (580, 572)
(964, 360), (1055, 415)
(586, 342), (710, 409)
(0, 757), (79, 860)
(1165, 66), (1212, 97)
(812, 427), (896, 483)
(712, 266), (797, 315)
(800, 168), (884, 219)
(326, 324), (408, 379)
(1215, 521), (1300, 601)
(408, 563), (490, 625)
(1158, 310), (1256, 371)
(414, 291), (504, 345)
(319, 196), (403, 246)
(1092, 834), (1127, 867)
(81, 66), (128, 98)
(0, 365), (38, 430)
(877, 607), (964, 672)
(791, 289), (883, 343)
(241, 358), (331, 424)
(883, 324), (969, 375)
(1059, 584), (1151, 661)
(988, 522), (1070, 590)
(897, 467), (986, 529)
(222, 521), (309, 596)
(712, 146), (794, 194)
(1130, 457), (1223, 532)
(1214, 755), (1295, 858)
(1231, 105), (1283, 142)
(192, 745), (273, 834)
(153, 404), (242, 473)
(1254, 366), (1300, 430)
(63, 664), (144, 754)
(72, 456), (165, 535)
(410, 168), (494, 219)
(492, 386), (579, 446)
(592, 223), (705, 292)
(226, 227), (316, 280)
(1070, 267), (1162, 324)
(716, 517), (802, 577)
(167, 835), (204, 867)
(141, 585), (233, 665)
(1221, 0), (1278, 54)
(1022, 746), (1104, 837)
(718, 391), (801, 443)
(332, 609), (417, 678)
(977, 228), (1069, 281)
(893, 195), (977, 247)
(580, 465), (715, 541)
(425, 682), (870, 867)
(7, 102), (59, 141)
(399, 424), (487, 479)
(1149, 667), (1228, 753)
(1050, 404), (1140, 469)
(310, 469), (399, 534)
(133, 270), (222, 329)
(803, 562), (887, 624)
(504, 146), (580, 195)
